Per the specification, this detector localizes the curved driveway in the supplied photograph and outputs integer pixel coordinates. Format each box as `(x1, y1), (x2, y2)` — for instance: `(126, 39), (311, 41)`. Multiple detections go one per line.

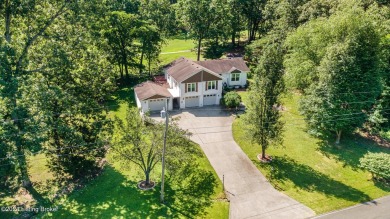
(156, 107), (315, 219)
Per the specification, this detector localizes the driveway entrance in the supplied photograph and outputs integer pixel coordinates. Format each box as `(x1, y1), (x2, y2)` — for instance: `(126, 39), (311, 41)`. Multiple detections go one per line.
(153, 107), (315, 219)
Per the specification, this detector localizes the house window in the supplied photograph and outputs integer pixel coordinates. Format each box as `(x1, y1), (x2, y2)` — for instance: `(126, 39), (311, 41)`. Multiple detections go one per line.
(231, 73), (240, 81)
(187, 83), (196, 92)
(207, 81), (216, 90)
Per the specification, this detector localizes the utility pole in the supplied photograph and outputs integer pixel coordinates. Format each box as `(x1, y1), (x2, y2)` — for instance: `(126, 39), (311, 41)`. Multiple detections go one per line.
(160, 98), (169, 203)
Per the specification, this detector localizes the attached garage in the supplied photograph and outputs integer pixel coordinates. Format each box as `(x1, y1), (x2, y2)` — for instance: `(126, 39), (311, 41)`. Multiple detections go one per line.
(134, 81), (172, 113)
(185, 96), (199, 107)
(148, 98), (166, 111)
(203, 94), (217, 105)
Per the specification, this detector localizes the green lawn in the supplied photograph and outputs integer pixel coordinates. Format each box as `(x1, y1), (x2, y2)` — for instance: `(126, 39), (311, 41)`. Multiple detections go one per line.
(159, 37), (201, 65)
(161, 38), (195, 53)
(233, 91), (390, 214)
(27, 86), (228, 218)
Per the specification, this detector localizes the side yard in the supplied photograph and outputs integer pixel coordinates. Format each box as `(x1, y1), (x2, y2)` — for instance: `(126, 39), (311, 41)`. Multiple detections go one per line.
(233, 92), (390, 214)
(43, 86), (229, 218)
(1, 86), (228, 219)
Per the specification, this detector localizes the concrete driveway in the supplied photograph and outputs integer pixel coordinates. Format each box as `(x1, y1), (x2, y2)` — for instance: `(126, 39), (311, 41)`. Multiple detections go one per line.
(153, 107), (315, 219)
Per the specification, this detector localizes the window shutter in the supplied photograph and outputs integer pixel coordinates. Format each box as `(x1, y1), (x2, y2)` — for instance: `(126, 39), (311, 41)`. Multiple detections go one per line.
(196, 83), (198, 92)
(216, 81), (218, 90)
(185, 83), (187, 93)
(206, 82), (208, 90)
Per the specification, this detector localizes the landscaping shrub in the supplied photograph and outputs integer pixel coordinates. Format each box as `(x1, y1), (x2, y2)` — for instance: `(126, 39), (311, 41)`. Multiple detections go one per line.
(359, 152), (390, 181)
(223, 91), (241, 108)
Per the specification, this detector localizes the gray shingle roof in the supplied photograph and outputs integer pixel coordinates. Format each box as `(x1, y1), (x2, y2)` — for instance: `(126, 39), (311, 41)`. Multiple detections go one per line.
(165, 57), (206, 82)
(134, 81), (172, 100)
(195, 58), (250, 73)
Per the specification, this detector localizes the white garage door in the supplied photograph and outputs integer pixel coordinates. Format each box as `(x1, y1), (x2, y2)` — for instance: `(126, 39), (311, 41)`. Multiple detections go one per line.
(149, 99), (166, 111)
(203, 94), (217, 105)
(185, 96), (199, 108)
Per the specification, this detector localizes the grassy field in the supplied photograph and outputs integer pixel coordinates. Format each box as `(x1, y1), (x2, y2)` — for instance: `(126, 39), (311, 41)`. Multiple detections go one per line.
(233, 91), (390, 214)
(9, 86), (228, 219)
(159, 37), (200, 65)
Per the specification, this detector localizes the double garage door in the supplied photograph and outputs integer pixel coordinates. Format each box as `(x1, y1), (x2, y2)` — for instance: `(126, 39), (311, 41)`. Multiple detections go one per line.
(149, 98), (166, 111)
(203, 94), (217, 105)
(185, 95), (217, 107)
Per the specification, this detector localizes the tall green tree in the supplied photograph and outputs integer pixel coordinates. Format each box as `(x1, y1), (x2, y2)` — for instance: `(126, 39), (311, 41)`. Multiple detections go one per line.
(139, 0), (177, 37)
(0, 0), (73, 189)
(104, 11), (141, 79)
(137, 23), (163, 76)
(25, 4), (116, 182)
(239, 0), (266, 42)
(285, 8), (383, 143)
(243, 37), (285, 160)
(177, 0), (224, 61)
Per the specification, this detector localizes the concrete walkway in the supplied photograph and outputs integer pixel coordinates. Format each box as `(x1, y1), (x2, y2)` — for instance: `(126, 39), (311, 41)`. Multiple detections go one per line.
(155, 107), (315, 219)
(312, 195), (390, 219)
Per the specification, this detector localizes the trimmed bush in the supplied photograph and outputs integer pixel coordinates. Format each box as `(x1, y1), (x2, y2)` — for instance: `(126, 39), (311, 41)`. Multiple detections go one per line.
(223, 91), (241, 108)
(359, 152), (390, 181)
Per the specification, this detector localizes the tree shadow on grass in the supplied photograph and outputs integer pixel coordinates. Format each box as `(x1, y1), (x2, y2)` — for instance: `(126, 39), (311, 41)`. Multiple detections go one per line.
(49, 166), (170, 218)
(317, 133), (390, 170)
(259, 156), (371, 203)
(106, 87), (136, 112)
(164, 169), (217, 218)
(47, 165), (217, 218)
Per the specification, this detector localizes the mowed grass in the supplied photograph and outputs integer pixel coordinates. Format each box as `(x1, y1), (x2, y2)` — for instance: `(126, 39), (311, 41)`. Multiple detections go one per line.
(38, 86), (228, 218)
(233, 92), (390, 214)
(159, 36), (203, 65)
(161, 38), (195, 53)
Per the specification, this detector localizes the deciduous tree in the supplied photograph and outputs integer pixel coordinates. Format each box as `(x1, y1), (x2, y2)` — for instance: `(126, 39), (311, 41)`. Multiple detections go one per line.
(286, 8), (382, 143)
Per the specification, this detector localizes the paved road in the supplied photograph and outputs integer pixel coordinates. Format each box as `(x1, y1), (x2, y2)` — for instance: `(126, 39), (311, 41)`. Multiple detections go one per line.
(312, 195), (390, 219)
(155, 107), (315, 219)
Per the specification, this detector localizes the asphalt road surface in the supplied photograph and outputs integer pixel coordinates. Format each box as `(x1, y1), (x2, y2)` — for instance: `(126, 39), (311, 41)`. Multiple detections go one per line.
(312, 195), (390, 219)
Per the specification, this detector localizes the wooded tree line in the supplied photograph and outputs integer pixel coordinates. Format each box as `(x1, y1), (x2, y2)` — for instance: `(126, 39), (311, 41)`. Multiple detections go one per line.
(243, 0), (390, 159)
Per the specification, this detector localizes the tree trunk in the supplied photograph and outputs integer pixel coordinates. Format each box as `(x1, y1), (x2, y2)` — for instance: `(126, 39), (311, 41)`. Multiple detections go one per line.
(197, 38), (202, 61)
(145, 170), (150, 186)
(335, 130), (342, 144)
(17, 145), (31, 187)
(4, 0), (11, 43)
(262, 145), (266, 160)
(123, 52), (129, 79)
(9, 83), (31, 188)
(118, 60), (123, 80)
(231, 32), (235, 47)
(139, 50), (144, 75)
(148, 56), (152, 77)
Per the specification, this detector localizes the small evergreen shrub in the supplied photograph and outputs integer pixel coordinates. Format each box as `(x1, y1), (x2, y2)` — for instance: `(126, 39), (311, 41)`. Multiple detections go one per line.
(359, 152), (390, 181)
(222, 91), (241, 108)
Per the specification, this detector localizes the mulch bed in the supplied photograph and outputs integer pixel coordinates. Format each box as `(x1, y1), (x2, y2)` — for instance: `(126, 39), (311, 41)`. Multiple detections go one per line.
(257, 154), (273, 163)
(137, 181), (156, 190)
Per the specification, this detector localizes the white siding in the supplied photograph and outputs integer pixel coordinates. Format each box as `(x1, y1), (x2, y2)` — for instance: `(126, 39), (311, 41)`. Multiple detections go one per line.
(179, 81), (222, 108)
(221, 71), (248, 87)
